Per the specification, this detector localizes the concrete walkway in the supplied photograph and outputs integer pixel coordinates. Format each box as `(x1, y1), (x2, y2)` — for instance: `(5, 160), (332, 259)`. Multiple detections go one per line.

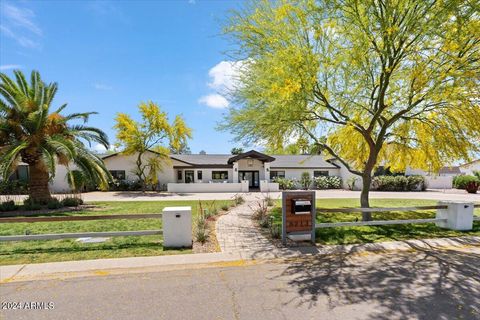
(215, 196), (277, 259)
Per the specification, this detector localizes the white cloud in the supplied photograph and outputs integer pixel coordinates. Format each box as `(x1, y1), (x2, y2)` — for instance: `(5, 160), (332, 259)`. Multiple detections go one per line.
(198, 94), (229, 109)
(93, 83), (113, 90)
(0, 3), (42, 49)
(207, 60), (244, 92)
(0, 64), (22, 71)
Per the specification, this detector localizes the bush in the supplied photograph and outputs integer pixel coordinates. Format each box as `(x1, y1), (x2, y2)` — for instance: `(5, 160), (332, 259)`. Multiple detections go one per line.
(274, 177), (295, 190)
(0, 180), (29, 195)
(372, 175), (425, 191)
(0, 200), (18, 212)
(194, 214), (209, 243)
(300, 172), (312, 189)
(313, 176), (342, 189)
(23, 197), (41, 211)
(221, 204), (230, 211)
(108, 179), (142, 191)
(466, 181), (479, 194)
(264, 194), (274, 207)
(233, 194), (245, 205)
(61, 197), (83, 207)
(453, 175), (480, 190)
(47, 198), (63, 209)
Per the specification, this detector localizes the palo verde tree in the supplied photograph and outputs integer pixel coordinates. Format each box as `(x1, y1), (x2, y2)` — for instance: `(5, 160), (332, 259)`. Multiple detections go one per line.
(0, 70), (111, 203)
(114, 101), (192, 191)
(221, 0), (480, 220)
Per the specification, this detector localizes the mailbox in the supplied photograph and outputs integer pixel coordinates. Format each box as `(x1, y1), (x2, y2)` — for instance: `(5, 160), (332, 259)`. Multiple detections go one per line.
(282, 191), (316, 245)
(292, 200), (311, 215)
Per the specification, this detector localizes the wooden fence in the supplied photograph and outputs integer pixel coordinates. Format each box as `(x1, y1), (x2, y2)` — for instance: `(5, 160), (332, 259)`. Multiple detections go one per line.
(0, 214), (163, 242)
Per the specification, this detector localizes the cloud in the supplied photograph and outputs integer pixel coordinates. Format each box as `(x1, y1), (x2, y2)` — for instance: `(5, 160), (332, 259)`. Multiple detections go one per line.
(92, 143), (116, 153)
(198, 94), (229, 109)
(0, 64), (22, 71)
(93, 83), (113, 90)
(207, 60), (244, 92)
(0, 2), (42, 48)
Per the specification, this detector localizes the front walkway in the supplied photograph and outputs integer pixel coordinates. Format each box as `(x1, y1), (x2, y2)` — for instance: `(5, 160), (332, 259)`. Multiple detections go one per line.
(215, 197), (279, 259)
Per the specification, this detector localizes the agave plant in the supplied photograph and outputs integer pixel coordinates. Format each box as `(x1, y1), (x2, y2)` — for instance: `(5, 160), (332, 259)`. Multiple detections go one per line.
(0, 70), (111, 203)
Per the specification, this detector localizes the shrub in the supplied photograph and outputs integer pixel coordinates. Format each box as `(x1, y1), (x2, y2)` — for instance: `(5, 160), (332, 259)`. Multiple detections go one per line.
(23, 197), (41, 211)
(372, 175), (425, 191)
(347, 177), (358, 190)
(0, 200), (18, 212)
(61, 197), (83, 207)
(221, 204), (230, 211)
(466, 181), (479, 194)
(453, 175), (480, 190)
(47, 198), (63, 209)
(274, 177), (295, 190)
(474, 171), (480, 180)
(270, 223), (281, 239)
(251, 200), (268, 221)
(194, 214), (209, 243)
(233, 194), (245, 205)
(264, 194), (274, 207)
(313, 176), (342, 189)
(300, 172), (312, 189)
(0, 180), (28, 195)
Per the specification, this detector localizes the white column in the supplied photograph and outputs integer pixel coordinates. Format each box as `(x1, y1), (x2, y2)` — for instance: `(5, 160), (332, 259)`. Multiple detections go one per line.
(233, 161), (239, 182)
(264, 162), (271, 182)
(436, 201), (474, 230)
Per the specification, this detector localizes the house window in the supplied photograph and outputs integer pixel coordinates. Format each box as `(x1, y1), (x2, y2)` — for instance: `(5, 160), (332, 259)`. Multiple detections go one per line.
(177, 170), (183, 181)
(9, 165), (29, 181)
(314, 171), (329, 177)
(270, 170), (285, 179)
(109, 170), (126, 180)
(197, 170), (202, 180)
(212, 171), (228, 180)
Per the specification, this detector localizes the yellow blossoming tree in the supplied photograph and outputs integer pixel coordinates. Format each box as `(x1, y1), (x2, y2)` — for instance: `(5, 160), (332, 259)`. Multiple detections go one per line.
(114, 101), (192, 191)
(220, 0), (480, 220)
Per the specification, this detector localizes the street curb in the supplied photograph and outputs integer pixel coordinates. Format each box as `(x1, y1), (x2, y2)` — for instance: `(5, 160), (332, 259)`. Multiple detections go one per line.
(2, 235), (479, 283)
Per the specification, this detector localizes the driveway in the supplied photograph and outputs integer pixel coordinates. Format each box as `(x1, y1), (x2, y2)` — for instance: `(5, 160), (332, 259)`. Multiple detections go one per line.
(2, 245), (479, 320)
(16, 189), (478, 202)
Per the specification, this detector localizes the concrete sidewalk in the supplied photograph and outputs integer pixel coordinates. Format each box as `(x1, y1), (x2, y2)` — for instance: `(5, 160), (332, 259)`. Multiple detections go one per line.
(2, 235), (479, 283)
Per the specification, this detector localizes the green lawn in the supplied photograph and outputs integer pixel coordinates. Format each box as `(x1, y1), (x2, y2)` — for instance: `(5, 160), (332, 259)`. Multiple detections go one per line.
(270, 198), (480, 245)
(0, 200), (232, 265)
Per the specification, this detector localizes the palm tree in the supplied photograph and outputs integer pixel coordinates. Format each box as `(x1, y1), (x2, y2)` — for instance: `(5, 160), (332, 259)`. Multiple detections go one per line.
(0, 70), (111, 203)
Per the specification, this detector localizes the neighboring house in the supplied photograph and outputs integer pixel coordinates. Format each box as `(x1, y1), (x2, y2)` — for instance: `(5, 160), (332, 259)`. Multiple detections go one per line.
(459, 159), (480, 175)
(47, 149), (350, 192)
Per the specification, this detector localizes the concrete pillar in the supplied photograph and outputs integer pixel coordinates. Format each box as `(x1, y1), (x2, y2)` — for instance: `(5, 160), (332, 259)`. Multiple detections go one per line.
(241, 180), (249, 192)
(436, 201), (474, 230)
(264, 162), (270, 182)
(162, 206), (192, 248)
(233, 162), (239, 183)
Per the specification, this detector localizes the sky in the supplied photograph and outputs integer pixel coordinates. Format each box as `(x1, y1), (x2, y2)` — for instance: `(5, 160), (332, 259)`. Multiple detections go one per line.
(0, 0), (247, 154)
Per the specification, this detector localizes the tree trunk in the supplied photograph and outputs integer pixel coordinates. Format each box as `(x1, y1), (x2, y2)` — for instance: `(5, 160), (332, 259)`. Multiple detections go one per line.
(28, 161), (52, 204)
(360, 173), (372, 221)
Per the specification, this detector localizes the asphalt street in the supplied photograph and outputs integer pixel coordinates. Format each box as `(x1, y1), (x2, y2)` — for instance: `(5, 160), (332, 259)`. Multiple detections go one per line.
(2, 244), (479, 320)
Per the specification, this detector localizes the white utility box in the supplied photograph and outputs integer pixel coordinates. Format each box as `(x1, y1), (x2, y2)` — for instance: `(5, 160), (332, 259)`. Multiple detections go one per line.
(436, 201), (474, 231)
(162, 206), (192, 248)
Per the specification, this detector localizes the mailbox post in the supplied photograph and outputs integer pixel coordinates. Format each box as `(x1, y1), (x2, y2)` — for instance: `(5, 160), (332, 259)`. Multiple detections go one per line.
(282, 191), (316, 245)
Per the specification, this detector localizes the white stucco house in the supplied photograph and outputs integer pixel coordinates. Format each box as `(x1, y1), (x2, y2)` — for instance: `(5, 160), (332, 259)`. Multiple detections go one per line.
(459, 159), (480, 175)
(48, 149), (351, 193)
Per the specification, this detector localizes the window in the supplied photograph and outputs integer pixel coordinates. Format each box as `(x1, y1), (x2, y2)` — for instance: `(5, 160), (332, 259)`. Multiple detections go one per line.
(314, 171), (329, 177)
(9, 165), (29, 181)
(212, 171), (228, 180)
(109, 170), (126, 180)
(197, 170), (202, 180)
(270, 170), (285, 180)
(177, 170), (182, 181)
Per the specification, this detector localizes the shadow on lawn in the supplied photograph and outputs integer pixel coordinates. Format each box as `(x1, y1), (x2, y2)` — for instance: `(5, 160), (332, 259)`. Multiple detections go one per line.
(269, 239), (480, 319)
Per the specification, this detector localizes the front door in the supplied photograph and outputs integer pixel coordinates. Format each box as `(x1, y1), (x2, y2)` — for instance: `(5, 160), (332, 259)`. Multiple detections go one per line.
(239, 171), (259, 188)
(185, 170), (194, 183)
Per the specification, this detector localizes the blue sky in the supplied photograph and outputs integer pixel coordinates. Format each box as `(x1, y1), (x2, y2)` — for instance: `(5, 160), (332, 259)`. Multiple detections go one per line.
(0, 0), (246, 154)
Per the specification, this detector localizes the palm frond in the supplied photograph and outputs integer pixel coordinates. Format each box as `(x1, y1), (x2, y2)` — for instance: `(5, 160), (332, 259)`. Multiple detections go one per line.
(0, 141), (28, 180)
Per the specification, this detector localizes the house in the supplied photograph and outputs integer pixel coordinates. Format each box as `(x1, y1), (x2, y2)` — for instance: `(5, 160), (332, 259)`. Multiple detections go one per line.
(48, 149), (349, 193)
(459, 159), (480, 175)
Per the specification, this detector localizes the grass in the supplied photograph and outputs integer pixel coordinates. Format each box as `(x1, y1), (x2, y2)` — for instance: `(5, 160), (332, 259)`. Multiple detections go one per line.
(0, 200), (233, 265)
(270, 198), (480, 245)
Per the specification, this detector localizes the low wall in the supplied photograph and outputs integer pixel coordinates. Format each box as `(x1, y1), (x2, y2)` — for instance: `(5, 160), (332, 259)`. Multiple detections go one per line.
(167, 181), (249, 193)
(425, 176), (453, 189)
(260, 181), (279, 192)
